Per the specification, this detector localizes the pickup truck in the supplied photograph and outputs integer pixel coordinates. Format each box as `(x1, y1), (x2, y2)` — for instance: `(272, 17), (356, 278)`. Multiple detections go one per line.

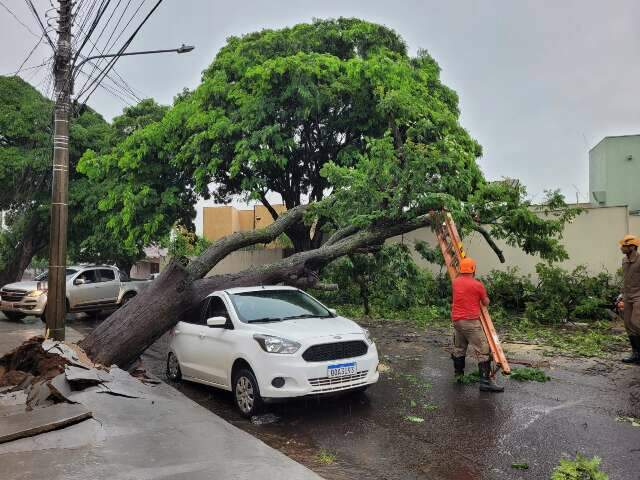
(0, 265), (151, 321)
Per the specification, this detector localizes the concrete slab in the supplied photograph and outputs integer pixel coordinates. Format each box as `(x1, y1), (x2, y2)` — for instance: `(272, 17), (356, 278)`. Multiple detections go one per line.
(0, 403), (92, 444)
(0, 377), (324, 480)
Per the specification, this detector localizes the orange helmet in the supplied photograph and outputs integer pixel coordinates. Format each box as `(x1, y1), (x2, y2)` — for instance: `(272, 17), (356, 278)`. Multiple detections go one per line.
(459, 257), (476, 274)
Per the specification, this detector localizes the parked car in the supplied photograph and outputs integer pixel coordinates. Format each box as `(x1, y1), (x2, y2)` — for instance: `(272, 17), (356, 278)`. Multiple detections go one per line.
(0, 265), (150, 321)
(167, 285), (379, 416)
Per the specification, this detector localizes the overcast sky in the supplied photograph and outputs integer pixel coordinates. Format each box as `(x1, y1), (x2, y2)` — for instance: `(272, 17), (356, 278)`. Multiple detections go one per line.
(2, 0), (639, 214)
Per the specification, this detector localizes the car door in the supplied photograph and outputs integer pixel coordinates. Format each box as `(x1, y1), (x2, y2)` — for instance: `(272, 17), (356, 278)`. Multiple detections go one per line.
(195, 295), (236, 387)
(69, 269), (99, 308)
(97, 269), (120, 304)
(171, 299), (209, 379)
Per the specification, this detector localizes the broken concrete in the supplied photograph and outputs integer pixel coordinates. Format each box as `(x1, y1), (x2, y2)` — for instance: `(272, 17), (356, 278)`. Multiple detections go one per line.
(0, 391), (27, 408)
(0, 374), (323, 479)
(0, 403), (92, 444)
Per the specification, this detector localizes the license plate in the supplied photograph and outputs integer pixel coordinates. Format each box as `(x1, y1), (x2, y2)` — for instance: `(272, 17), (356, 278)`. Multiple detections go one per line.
(327, 362), (357, 378)
(1, 301), (14, 309)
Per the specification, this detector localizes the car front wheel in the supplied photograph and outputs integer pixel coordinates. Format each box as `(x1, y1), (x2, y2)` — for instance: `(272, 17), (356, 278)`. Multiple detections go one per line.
(166, 353), (182, 381)
(233, 368), (262, 417)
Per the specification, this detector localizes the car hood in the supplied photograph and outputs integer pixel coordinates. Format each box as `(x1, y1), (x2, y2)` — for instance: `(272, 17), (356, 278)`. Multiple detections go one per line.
(249, 315), (364, 342)
(1, 281), (42, 292)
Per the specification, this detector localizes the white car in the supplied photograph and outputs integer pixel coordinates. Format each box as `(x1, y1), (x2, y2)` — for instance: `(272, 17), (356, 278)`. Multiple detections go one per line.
(166, 286), (379, 416)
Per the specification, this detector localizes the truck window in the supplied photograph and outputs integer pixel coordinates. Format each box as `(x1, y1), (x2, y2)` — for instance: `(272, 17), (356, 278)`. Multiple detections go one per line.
(98, 269), (116, 282)
(76, 270), (97, 284)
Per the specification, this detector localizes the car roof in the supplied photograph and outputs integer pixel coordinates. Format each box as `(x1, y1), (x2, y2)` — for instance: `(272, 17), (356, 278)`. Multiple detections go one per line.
(68, 265), (117, 271)
(216, 285), (299, 296)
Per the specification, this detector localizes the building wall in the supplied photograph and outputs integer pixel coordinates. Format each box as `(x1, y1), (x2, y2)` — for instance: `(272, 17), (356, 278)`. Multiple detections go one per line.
(202, 204), (288, 248)
(206, 248), (285, 276)
(395, 205), (631, 278)
(203, 206), (236, 241)
(590, 135), (640, 212)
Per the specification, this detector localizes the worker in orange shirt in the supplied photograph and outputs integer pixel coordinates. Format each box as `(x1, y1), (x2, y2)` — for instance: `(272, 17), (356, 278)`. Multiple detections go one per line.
(450, 257), (504, 392)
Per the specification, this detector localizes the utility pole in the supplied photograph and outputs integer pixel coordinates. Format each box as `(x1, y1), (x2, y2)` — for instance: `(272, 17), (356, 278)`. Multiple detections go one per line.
(45, 0), (73, 341)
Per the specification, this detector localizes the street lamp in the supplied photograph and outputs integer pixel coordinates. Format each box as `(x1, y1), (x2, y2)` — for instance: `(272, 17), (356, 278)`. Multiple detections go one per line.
(74, 44), (195, 70)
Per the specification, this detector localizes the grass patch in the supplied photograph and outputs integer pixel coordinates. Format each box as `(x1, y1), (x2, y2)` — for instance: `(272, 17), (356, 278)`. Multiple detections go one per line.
(511, 463), (529, 470)
(615, 416), (640, 427)
(422, 402), (438, 412)
(551, 454), (608, 480)
(317, 449), (336, 465)
(405, 415), (425, 423)
(509, 367), (550, 382)
(456, 371), (480, 385)
(337, 304), (625, 358)
(496, 316), (626, 358)
(336, 304), (450, 328)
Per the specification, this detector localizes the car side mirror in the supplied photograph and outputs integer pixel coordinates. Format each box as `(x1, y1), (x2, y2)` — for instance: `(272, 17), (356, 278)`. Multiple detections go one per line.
(206, 316), (227, 327)
(328, 308), (337, 316)
(74, 278), (86, 285)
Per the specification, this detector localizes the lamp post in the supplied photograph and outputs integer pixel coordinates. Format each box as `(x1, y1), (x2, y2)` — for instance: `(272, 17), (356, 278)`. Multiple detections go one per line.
(45, 29), (195, 341)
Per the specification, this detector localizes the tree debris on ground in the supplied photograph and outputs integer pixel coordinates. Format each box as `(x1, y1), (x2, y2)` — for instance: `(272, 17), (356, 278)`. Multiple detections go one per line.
(0, 336), (159, 445)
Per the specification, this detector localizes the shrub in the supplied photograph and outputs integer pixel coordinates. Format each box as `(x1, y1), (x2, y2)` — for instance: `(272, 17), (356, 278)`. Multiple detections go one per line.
(550, 454), (608, 480)
(525, 264), (619, 324)
(482, 267), (533, 312)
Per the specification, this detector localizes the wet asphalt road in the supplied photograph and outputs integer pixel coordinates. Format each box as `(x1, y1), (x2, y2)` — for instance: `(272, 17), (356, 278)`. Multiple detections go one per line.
(3, 314), (640, 479)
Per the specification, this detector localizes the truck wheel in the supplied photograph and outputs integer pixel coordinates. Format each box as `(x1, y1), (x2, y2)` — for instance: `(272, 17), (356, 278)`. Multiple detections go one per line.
(121, 292), (135, 306)
(3, 312), (26, 322)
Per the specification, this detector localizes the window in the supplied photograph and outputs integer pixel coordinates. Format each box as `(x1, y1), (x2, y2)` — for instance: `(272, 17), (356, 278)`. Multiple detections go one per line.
(206, 296), (230, 321)
(229, 289), (331, 323)
(98, 269), (116, 282)
(182, 300), (207, 325)
(35, 269), (77, 281)
(76, 270), (97, 284)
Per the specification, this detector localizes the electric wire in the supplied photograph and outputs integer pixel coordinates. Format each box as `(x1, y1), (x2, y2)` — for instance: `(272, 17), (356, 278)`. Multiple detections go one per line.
(23, 0), (56, 49)
(76, 0), (163, 105)
(0, 0), (40, 38)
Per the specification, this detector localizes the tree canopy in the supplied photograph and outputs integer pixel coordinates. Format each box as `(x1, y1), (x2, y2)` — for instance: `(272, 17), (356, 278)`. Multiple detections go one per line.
(81, 18), (579, 265)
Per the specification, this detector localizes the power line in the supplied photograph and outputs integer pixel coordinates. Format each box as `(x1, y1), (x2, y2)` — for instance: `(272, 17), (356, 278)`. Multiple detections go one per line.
(23, 0), (56, 50)
(0, 0), (40, 38)
(14, 33), (46, 75)
(77, 0), (163, 105)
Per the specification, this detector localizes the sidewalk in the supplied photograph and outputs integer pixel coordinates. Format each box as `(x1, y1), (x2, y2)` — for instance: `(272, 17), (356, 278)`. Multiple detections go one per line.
(0, 318), (323, 480)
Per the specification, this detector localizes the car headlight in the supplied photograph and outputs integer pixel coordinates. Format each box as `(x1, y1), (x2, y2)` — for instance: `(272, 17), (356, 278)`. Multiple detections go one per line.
(26, 290), (46, 298)
(363, 328), (374, 345)
(253, 334), (301, 354)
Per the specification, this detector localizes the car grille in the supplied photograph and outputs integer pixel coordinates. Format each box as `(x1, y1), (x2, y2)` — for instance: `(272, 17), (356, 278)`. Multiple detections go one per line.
(302, 340), (368, 362)
(0, 289), (27, 303)
(308, 371), (368, 393)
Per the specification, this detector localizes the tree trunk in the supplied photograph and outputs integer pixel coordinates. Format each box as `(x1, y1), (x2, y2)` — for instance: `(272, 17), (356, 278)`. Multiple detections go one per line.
(0, 214), (47, 286)
(80, 211), (434, 367)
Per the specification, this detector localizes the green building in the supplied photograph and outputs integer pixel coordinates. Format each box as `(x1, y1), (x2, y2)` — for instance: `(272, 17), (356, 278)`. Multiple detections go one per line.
(590, 134), (640, 213)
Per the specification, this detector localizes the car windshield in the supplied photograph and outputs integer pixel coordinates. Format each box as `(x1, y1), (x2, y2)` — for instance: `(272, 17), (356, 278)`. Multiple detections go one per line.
(229, 289), (332, 323)
(34, 269), (78, 281)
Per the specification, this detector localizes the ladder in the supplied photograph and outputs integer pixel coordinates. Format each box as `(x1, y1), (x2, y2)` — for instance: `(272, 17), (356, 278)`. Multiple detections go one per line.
(435, 213), (511, 375)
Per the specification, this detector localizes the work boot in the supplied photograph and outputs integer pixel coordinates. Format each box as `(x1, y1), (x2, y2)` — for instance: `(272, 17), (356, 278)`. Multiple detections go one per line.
(478, 361), (504, 393)
(452, 355), (465, 380)
(621, 336), (640, 364)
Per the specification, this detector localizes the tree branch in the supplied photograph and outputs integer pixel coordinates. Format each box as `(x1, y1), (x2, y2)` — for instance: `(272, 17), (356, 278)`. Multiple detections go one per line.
(472, 224), (505, 263)
(324, 225), (359, 246)
(192, 213), (433, 299)
(185, 204), (308, 279)
(259, 192), (280, 221)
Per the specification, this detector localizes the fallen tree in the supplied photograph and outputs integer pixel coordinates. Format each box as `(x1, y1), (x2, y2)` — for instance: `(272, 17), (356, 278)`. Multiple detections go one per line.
(79, 207), (434, 366)
(76, 20), (581, 368)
